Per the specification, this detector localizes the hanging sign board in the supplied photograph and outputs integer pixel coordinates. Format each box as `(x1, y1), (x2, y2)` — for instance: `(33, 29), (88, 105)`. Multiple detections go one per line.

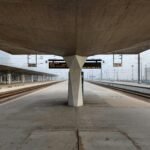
(27, 55), (37, 67)
(48, 59), (102, 69)
(113, 54), (123, 67)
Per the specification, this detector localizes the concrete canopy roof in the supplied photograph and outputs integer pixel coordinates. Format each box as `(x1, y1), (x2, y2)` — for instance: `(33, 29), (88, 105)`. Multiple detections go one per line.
(0, 0), (150, 56)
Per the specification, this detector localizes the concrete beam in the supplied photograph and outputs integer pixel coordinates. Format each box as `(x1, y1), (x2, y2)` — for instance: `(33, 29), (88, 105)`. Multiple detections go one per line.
(65, 55), (86, 107)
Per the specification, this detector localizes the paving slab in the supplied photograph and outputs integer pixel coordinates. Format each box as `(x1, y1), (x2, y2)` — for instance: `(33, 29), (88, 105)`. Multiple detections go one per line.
(79, 131), (138, 150)
(21, 130), (77, 150)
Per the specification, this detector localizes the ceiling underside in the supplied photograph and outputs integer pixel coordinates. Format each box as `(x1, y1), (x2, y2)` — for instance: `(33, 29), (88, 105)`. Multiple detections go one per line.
(0, 0), (150, 56)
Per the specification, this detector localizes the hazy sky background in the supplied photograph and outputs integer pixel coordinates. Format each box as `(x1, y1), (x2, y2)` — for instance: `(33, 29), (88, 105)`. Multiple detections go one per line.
(0, 49), (150, 80)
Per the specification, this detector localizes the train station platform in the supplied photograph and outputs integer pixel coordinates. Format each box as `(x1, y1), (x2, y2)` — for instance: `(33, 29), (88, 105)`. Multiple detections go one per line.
(0, 81), (150, 150)
(94, 80), (150, 88)
(88, 80), (150, 100)
(0, 81), (57, 94)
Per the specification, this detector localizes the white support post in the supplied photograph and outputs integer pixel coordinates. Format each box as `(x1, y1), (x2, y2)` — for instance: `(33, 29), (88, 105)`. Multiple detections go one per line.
(0, 75), (2, 83)
(21, 74), (25, 83)
(7, 73), (11, 84)
(31, 75), (34, 82)
(36, 75), (38, 82)
(65, 55), (86, 107)
(42, 75), (44, 82)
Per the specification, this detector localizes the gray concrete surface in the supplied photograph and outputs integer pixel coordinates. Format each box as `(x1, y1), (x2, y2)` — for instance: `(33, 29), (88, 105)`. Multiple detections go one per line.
(89, 80), (150, 95)
(0, 81), (150, 150)
(93, 80), (150, 88)
(0, 81), (57, 93)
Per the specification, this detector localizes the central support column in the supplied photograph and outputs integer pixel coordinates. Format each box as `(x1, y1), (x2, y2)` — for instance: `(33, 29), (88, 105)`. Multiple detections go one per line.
(65, 55), (86, 107)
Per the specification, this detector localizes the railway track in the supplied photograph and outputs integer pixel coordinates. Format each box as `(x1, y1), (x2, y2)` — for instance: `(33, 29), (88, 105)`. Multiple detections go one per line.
(88, 81), (150, 100)
(0, 81), (61, 104)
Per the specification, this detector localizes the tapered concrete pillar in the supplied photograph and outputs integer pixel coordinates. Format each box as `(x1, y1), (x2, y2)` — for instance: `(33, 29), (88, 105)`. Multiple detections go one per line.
(65, 55), (86, 107)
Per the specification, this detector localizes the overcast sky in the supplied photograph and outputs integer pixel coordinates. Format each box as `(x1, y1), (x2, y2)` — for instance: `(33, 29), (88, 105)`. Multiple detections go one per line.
(0, 49), (150, 81)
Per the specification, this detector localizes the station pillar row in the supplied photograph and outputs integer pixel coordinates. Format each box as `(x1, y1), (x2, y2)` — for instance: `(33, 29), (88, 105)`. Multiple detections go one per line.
(65, 55), (86, 107)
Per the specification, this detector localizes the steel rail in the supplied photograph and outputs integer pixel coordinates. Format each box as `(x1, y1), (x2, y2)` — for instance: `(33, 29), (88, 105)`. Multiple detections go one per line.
(0, 81), (61, 103)
(88, 81), (150, 99)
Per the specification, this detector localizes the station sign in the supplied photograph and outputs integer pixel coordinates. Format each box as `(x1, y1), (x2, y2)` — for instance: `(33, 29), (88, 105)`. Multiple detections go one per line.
(48, 59), (102, 69)
(28, 64), (37, 67)
(83, 60), (101, 69)
(27, 55), (37, 67)
(49, 61), (68, 68)
(113, 54), (123, 67)
(113, 63), (122, 67)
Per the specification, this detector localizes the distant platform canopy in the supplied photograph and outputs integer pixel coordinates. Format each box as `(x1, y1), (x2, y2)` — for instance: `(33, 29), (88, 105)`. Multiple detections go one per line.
(0, 1), (150, 56)
(0, 65), (56, 76)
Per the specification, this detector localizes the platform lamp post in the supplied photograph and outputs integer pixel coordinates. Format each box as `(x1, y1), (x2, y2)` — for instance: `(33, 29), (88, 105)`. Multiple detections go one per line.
(116, 70), (119, 81)
(91, 69), (93, 80)
(137, 53), (141, 84)
(145, 65), (147, 83)
(131, 65), (134, 81)
(101, 60), (105, 80)
(141, 59), (143, 83)
(113, 69), (116, 81)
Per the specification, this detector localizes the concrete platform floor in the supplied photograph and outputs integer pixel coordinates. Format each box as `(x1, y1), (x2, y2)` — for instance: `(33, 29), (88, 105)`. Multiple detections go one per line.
(0, 81), (150, 150)
(94, 80), (150, 88)
(0, 81), (56, 93)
